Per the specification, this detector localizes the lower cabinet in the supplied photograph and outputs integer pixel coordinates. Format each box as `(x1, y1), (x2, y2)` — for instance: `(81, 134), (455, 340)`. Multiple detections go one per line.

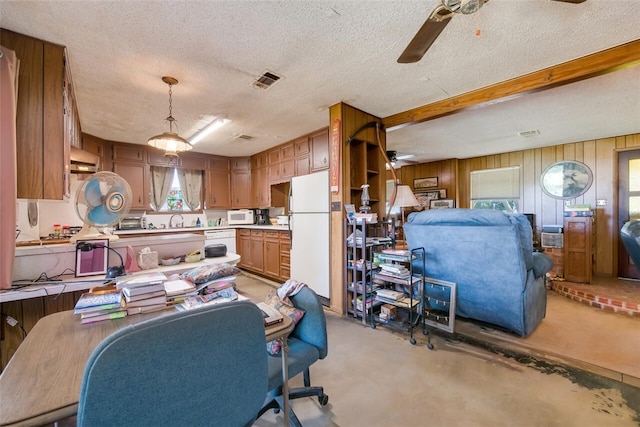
(237, 228), (290, 282)
(564, 217), (593, 283)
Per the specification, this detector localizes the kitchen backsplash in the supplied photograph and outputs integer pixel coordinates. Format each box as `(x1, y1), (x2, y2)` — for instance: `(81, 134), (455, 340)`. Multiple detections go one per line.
(15, 176), (286, 242)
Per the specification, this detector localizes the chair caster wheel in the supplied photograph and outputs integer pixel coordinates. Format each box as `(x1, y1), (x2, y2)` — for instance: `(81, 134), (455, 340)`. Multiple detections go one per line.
(427, 343), (435, 350)
(410, 338), (416, 345)
(370, 324), (376, 329)
(319, 394), (329, 405)
(423, 330), (429, 336)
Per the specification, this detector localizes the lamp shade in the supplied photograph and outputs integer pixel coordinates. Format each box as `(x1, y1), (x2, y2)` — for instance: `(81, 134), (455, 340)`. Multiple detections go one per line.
(147, 131), (193, 157)
(393, 185), (420, 208)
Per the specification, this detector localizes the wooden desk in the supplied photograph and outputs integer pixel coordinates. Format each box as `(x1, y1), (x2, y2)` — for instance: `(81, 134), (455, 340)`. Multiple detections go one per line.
(0, 305), (293, 427)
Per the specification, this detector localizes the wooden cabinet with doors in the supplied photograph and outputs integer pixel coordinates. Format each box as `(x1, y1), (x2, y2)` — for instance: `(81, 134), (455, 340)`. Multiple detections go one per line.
(206, 156), (231, 209)
(113, 143), (147, 163)
(1, 29), (72, 200)
(113, 161), (148, 210)
(280, 231), (291, 280)
(231, 157), (251, 208)
(311, 128), (329, 172)
(264, 230), (281, 278)
(82, 133), (107, 171)
(250, 230), (265, 272)
(564, 217), (593, 283)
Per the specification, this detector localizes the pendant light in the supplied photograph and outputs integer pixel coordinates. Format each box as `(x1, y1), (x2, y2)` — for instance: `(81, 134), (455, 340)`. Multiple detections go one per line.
(147, 76), (192, 158)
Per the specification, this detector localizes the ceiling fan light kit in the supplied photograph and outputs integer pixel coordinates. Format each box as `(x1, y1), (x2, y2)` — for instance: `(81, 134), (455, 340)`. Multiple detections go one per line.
(147, 76), (193, 158)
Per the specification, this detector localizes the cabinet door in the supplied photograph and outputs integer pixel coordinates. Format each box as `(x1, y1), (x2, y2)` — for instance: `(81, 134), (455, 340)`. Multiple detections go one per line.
(264, 232), (280, 278)
(209, 156), (230, 171)
(113, 162), (148, 209)
(147, 148), (174, 166)
(207, 170), (231, 208)
(311, 128), (329, 172)
(231, 170), (251, 208)
(113, 143), (146, 163)
(232, 157), (251, 171)
(280, 158), (295, 180)
(250, 231), (264, 272)
(564, 217), (592, 283)
(238, 232), (252, 268)
(295, 156), (310, 176)
(180, 153), (208, 170)
(294, 137), (310, 157)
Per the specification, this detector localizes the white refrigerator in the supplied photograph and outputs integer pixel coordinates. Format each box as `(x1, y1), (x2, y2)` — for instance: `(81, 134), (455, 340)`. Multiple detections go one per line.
(289, 170), (330, 300)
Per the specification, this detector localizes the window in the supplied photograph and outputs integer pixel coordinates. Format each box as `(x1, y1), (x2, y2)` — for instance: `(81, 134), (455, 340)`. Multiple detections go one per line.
(150, 166), (203, 212)
(470, 166), (520, 213)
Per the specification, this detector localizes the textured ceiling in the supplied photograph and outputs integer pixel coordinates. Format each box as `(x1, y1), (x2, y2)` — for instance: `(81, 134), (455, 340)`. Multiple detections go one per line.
(1, 0), (639, 164)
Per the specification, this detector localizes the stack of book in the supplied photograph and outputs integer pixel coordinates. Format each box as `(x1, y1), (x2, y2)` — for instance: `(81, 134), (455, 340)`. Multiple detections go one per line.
(378, 263), (411, 279)
(564, 204), (594, 217)
(163, 278), (197, 304)
(116, 272), (169, 315)
(74, 290), (126, 324)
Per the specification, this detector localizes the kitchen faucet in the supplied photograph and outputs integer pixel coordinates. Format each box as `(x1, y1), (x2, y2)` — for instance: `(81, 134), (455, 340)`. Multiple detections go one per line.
(169, 214), (184, 228)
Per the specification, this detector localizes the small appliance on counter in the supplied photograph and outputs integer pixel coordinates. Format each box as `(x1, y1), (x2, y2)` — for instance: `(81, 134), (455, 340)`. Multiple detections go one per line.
(254, 208), (270, 225)
(227, 209), (254, 225)
(117, 215), (147, 230)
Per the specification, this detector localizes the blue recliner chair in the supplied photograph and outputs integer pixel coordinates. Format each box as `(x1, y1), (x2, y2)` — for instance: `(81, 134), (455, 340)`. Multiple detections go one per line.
(404, 209), (553, 336)
(257, 286), (329, 426)
(77, 301), (268, 427)
(621, 220), (640, 268)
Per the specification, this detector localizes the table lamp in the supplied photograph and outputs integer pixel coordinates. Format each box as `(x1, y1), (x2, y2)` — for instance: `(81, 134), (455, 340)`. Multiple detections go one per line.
(392, 184), (420, 226)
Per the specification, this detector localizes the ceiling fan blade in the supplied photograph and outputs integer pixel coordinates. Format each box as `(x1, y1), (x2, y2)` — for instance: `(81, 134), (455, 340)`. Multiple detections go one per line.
(551, 0), (586, 3)
(398, 5), (454, 64)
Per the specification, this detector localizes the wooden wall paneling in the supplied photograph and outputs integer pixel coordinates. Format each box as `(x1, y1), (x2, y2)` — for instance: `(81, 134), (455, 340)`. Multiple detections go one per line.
(539, 146), (561, 227)
(0, 301), (24, 371)
(595, 137), (616, 275)
(521, 149), (536, 224)
(624, 134), (640, 147)
(43, 43), (65, 199)
(43, 292), (77, 315)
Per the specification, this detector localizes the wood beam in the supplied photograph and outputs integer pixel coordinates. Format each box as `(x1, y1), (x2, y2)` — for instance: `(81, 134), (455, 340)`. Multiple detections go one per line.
(383, 39), (640, 131)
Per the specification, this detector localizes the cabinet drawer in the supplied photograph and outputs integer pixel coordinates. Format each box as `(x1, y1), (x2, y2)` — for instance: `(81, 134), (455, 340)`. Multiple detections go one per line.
(264, 230), (279, 240)
(251, 230), (264, 237)
(238, 229), (251, 237)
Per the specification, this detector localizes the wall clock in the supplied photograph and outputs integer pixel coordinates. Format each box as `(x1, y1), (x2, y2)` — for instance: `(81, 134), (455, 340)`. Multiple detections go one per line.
(540, 161), (593, 199)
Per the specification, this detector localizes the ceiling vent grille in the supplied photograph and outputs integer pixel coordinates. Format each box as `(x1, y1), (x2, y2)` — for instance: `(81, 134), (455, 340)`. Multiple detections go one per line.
(234, 134), (254, 141)
(252, 70), (282, 90)
(517, 129), (540, 137)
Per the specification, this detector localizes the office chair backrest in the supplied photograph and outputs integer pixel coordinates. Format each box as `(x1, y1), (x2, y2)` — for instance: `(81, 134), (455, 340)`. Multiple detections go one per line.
(290, 286), (328, 359)
(621, 220), (640, 268)
(77, 301), (268, 427)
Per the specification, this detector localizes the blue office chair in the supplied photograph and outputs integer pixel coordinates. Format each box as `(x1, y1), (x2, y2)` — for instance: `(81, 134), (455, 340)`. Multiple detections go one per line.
(621, 220), (640, 268)
(77, 301), (268, 427)
(257, 286), (329, 426)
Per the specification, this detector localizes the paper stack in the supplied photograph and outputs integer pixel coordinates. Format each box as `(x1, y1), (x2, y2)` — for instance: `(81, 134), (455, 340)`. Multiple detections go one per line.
(116, 272), (169, 315)
(74, 290), (126, 324)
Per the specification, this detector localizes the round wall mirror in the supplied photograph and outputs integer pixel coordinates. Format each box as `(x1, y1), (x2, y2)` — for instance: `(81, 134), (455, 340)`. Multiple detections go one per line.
(540, 161), (593, 199)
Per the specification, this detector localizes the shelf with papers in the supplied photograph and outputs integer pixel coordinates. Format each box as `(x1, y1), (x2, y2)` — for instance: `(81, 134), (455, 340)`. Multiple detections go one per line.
(344, 219), (395, 325)
(369, 247), (426, 345)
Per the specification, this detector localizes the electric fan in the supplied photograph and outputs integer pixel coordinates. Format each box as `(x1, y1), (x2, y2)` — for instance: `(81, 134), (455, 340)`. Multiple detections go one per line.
(69, 171), (132, 244)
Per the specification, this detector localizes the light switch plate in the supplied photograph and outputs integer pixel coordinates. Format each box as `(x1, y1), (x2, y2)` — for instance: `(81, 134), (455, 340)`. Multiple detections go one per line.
(596, 199), (607, 206)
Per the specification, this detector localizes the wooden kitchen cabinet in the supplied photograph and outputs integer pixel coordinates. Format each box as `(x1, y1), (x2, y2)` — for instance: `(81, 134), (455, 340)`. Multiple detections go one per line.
(207, 170), (231, 208)
(250, 230), (265, 272)
(564, 217), (594, 283)
(311, 128), (329, 172)
(264, 231), (281, 278)
(82, 133), (107, 171)
(231, 169), (251, 208)
(113, 143), (147, 163)
(2, 29), (72, 200)
(113, 161), (148, 210)
(251, 166), (270, 208)
(237, 229), (252, 269)
(280, 231), (291, 280)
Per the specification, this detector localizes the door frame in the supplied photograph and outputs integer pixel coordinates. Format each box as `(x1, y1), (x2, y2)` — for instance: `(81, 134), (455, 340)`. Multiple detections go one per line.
(617, 148), (640, 279)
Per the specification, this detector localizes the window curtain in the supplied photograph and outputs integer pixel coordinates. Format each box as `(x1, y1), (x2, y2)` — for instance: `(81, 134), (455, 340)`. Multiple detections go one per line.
(0, 46), (19, 289)
(177, 169), (202, 211)
(149, 166), (173, 211)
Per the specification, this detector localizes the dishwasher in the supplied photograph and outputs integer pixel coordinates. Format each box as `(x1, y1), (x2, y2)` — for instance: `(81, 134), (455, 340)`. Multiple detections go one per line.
(204, 229), (237, 256)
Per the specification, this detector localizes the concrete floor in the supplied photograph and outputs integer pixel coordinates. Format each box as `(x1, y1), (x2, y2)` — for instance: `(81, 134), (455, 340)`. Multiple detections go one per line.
(238, 273), (640, 427)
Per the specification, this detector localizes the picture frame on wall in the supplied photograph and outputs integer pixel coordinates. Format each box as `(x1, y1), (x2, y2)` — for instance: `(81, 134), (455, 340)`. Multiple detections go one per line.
(429, 199), (455, 209)
(414, 191), (440, 209)
(438, 189), (447, 199)
(414, 177), (438, 189)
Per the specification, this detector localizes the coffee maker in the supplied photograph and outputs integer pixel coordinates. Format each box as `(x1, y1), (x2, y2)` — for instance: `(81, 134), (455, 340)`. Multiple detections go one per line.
(254, 208), (270, 225)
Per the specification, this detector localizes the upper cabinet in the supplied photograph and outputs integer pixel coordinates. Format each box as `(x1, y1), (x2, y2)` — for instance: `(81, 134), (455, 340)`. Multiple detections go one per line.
(310, 128), (329, 172)
(2, 29), (77, 200)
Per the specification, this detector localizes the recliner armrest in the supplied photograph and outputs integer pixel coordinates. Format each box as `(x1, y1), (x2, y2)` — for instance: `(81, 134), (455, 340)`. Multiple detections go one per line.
(532, 252), (554, 279)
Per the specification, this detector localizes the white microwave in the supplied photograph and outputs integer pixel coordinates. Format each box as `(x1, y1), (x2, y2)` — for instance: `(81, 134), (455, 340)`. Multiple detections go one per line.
(227, 209), (255, 225)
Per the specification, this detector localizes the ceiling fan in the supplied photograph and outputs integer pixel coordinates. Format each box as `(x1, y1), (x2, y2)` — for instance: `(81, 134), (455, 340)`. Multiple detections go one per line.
(398, 0), (587, 64)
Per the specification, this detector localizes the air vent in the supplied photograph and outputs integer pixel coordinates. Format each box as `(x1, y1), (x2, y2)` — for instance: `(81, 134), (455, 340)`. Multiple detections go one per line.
(517, 129), (540, 137)
(235, 134), (254, 141)
(252, 70), (282, 90)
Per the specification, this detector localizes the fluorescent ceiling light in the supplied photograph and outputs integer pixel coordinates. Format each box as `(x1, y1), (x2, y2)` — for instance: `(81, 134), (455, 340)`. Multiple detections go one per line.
(189, 117), (230, 145)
